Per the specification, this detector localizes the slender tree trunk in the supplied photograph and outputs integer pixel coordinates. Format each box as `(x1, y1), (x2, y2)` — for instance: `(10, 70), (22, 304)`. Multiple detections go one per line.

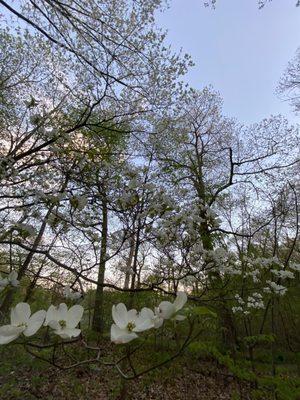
(195, 169), (237, 351)
(130, 224), (140, 292)
(92, 195), (108, 333)
(123, 236), (135, 289)
(118, 230), (140, 400)
(0, 208), (52, 320)
(24, 233), (58, 302)
(201, 215), (237, 350)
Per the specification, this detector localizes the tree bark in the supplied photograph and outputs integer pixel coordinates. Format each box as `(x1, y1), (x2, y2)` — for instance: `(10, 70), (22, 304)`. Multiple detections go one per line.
(194, 166), (237, 351)
(0, 207), (52, 320)
(92, 194), (108, 332)
(123, 235), (135, 289)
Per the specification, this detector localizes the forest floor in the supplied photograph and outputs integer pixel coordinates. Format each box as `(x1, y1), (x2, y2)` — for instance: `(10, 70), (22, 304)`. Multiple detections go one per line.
(0, 359), (249, 400)
(1, 335), (299, 400)
(0, 342), (251, 400)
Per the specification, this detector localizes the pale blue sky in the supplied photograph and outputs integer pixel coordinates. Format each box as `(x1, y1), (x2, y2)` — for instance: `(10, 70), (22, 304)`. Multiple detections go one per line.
(157, 0), (300, 124)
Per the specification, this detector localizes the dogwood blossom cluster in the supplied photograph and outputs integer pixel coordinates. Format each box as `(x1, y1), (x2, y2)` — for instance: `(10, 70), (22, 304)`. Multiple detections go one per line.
(155, 203), (207, 246)
(245, 268), (261, 283)
(290, 263), (300, 272)
(0, 271), (19, 292)
(265, 281), (287, 295)
(270, 269), (294, 279)
(0, 302), (84, 344)
(111, 292), (187, 344)
(241, 256), (277, 283)
(63, 285), (82, 300)
(232, 293), (264, 314)
(207, 248), (240, 276)
(234, 294), (245, 306)
(246, 293), (264, 309)
(232, 306), (243, 313)
(232, 257), (298, 295)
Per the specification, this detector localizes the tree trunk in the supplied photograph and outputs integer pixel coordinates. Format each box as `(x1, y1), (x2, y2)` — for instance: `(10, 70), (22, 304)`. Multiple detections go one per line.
(0, 208), (52, 320)
(130, 225), (140, 292)
(195, 169), (237, 351)
(123, 236), (135, 289)
(92, 195), (108, 332)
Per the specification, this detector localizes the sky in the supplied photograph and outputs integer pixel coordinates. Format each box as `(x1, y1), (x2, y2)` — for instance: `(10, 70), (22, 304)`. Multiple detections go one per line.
(156, 0), (300, 124)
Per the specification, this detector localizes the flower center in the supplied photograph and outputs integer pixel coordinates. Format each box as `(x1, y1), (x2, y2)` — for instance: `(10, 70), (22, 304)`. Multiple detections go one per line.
(127, 321), (136, 332)
(17, 322), (27, 328)
(59, 320), (66, 328)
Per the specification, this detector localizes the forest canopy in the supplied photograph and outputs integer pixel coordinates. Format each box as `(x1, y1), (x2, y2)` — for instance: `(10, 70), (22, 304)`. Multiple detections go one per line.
(0, 1), (299, 399)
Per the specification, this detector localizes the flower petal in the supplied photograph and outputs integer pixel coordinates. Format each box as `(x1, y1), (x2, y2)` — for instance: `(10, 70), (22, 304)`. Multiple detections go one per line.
(141, 307), (163, 329)
(44, 305), (58, 326)
(57, 303), (68, 320)
(23, 310), (46, 336)
(66, 305), (84, 328)
(53, 328), (81, 339)
(112, 303), (128, 329)
(70, 292), (81, 300)
(134, 317), (153, 332)
(140, 307), (154, 320)
(0, 325), (24, 344)
(8, 270), (19, 287)
(111, 324), (138, 344)
(158, 301), (175, 319)
(48, 320), (60, 330)
(173, 292), (187, 312)
(0, 278), (8, 287)
(11, 303), (31, 325)
(63, 286), (71, 297)
(127, 309), (138, 323)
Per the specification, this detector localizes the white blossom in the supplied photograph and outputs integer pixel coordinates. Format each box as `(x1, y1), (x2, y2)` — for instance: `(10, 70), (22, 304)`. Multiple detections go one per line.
(0, 303), (46, 344)
(270, 269), (294, 280)
(63, 286), (82, 301)
(139, 307), (164, 329)
(290, 263), (300, 272)
(45, 303), (83, 339)
(247, 295), (264, 309)
(111, 303), (154, 344)
(0, 271), (19, 291)
(266, 281), (287, 295)
(232, 306), (243, 313)
(234, 295), (245, 305)
(155, 292), (187, 321)
(0, 275), (8, 292)
(7, 271), (19, 287)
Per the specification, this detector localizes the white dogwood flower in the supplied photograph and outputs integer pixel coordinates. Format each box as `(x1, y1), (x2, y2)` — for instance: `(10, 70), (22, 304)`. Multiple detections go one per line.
(45, 303), (83, 339)
(290, 263), (300, 272)
(270, 269), (294, 280)
(0, 303), (46, 344)
(7, 271), (19, 287)
(155, 292), (187, 321)
(266, 281), (287, 296)
(63, 286), (82, 301)
(0, 275), (8, 292)
(139, 307), (164, 329)
(111, 303), (154, 344)
(0, 271), (19, 292)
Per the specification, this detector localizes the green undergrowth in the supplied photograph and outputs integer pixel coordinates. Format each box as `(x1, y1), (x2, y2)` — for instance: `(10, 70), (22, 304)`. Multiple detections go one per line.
(188, 341), (300, 400)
